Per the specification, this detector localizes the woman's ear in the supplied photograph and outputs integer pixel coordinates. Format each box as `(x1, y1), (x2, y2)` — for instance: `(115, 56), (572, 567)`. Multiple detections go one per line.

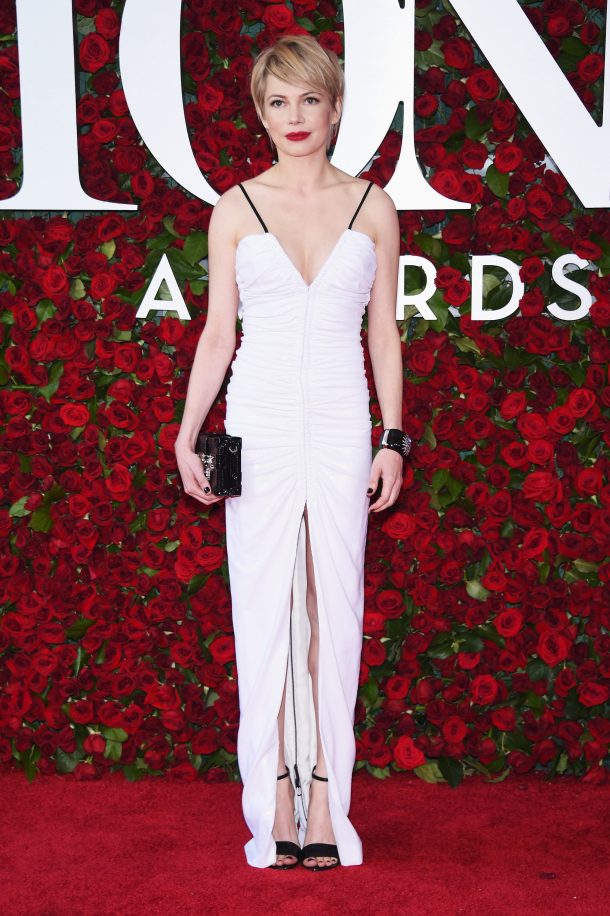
(332, 96), (343, 126)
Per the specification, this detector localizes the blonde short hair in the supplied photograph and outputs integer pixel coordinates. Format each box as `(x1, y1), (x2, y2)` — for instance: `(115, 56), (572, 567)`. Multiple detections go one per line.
(250, 34), (344, 140)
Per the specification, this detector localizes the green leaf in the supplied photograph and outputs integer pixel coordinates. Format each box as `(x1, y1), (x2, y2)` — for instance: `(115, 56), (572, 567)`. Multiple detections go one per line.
(465, 109), (491, 141)
(438, 756), (463, 788)
(189, 280), (206, 296)
(55, 747), (83, 774)
(561, 36), (587, 58)
(65, 617), (97, 640)
(360, 679), (379, 709)
(162, 216), (183, 238)
(413, 232), (449, 261)
(486, 164), (510, 198)
(183, 231), (208, 264)
(30, 506), (52, 533)
(70, 278), (86, 300)
(19, 745), (41, 782)
(413, 761), (443, 784)
(295, 17), (315, 31)
(527, 659), (550, 682)
(104, 739), (123, 762)
(460, 635), (484, 654)
(9, 495), (30, 518)
(465, 579), (490, 601)
(100, 239), (116, 259)
(36, 299), (56, 323)
(39, 362), (64, 402)
(122, 762), (147, 782)
(101, 727), (128, 742)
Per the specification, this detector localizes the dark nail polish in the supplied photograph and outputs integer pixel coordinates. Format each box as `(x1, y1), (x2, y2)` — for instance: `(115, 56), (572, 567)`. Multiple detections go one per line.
(204, 486), (210, 493)
(367, 488), (373, 495)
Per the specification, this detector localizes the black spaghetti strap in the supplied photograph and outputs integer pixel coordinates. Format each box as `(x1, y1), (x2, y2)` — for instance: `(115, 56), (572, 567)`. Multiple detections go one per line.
(238, 183), (269, 233)
(348, 180), (374, 230)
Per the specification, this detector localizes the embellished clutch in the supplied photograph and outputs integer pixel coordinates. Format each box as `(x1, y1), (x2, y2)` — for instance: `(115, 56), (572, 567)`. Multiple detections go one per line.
(195, 431), (242, 496)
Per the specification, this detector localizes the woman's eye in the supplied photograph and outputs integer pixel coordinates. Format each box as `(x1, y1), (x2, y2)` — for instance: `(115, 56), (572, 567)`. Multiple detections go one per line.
(305, 97), (319, 104)
(270, 99), (283, 107)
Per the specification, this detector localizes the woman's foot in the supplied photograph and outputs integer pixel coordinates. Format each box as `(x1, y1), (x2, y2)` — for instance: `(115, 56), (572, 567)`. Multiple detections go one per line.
(271, 766), (300, 867)
(301, 765), (339, 869)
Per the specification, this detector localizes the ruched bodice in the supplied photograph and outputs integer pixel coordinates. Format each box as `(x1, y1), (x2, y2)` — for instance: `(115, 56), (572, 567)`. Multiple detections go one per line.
(223, 182), (377, 869)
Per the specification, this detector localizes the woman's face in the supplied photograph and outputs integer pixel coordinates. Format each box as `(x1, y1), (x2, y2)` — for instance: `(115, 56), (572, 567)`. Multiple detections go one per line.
(260, 73), (341, 155)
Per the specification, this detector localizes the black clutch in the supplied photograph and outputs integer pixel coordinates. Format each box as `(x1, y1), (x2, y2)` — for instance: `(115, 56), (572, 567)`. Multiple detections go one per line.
(195, 431), (242, 496)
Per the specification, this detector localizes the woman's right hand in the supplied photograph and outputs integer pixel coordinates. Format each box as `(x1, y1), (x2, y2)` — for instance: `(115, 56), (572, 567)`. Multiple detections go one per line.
(175, 443), (226, 507)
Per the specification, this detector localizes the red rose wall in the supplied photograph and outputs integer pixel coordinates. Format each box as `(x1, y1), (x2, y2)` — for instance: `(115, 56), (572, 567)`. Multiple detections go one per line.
(1, 0), (610, 785)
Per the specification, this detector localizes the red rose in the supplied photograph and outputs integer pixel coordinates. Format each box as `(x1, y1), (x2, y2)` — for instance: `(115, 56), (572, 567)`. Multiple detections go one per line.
(95, 9), (120, 39)
(494, 142), (523, 174)
(59, 404), (90, 427)
(491, 707), (516, 731)
(40, 265), (68, 297)
(263, 5), (295, 29)
(522, 528), (549, 558)
(393, 735), (426, 770)
(466, 68), (499, 102)
(525, 187), (554, 220)
(105, 464), (132, 500)
(79, 33), (111, 73)
(441, 716), (467, 743)
(492, 99), (518, 134)
(578, 53), (604, 83)
(575, 468), (603, 496)
(500, 391), (527, 420)
(319, 32), (343, 56)
(441, 37), (474, 70)
(430, 169), (462, 199)
(195, 546), (225, 572)
(362, 638), (386, 666)
(522, 471), (558, 503)
(547, 14), (571, 37)
(578, 682), (610, 707)
(209, 635), (235, 665)
(494, 609), (523, 638)
(381, 512), (416, 541)
(517, 412), (548, 439)
(547, 407), (576, 435)
(471, 674), (499, 705)
(145, 684), (180, 710)
(191, 728), (221, 755)
(555, 668), (577, 696)
(537, 630), (571, 666)
(519, 256), (545, 283)
(566, 388), (596, 417)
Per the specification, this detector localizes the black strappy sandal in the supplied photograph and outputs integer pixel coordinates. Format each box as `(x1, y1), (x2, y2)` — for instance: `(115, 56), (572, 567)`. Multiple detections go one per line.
(300, 766), (341, 871)
(268, 766), (302, 870)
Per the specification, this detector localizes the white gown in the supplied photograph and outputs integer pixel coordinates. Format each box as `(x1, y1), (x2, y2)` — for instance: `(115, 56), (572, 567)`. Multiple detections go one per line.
(224, 181), (377, 868)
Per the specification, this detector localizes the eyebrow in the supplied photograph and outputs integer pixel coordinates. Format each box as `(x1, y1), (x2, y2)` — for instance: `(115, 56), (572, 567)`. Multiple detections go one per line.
(266, 90), (321, 99)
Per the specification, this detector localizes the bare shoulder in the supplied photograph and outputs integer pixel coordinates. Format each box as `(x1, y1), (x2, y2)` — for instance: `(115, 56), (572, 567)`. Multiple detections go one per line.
(208, 183), (249, 244)
(364, 182), (399, 243)
(365, 181), (398, 217)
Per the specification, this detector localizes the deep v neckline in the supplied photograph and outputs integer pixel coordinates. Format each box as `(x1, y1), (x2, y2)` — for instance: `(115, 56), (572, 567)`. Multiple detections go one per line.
(236, 229), (374, 290)
(270, 229), (351, 289)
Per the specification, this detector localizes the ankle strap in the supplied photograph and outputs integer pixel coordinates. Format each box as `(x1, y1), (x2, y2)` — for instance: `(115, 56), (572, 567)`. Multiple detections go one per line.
(277, 766), (290, 780)
(312, 765), (328, 782)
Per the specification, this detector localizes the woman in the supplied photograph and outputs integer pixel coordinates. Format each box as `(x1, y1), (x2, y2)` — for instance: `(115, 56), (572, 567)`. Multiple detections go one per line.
(175, 34), (404, 871)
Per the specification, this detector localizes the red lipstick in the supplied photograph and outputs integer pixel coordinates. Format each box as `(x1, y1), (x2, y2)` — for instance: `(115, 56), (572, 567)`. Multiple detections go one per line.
(285, 132), (311, 141)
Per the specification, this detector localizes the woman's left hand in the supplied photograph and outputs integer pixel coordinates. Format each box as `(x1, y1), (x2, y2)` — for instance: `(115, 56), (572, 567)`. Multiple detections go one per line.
(367, 448), (403, 513)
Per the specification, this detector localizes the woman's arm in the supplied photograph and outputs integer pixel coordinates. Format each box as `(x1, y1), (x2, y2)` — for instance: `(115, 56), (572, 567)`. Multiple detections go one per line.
(174, 188), (242, 505)
(365, 187), (403, 512)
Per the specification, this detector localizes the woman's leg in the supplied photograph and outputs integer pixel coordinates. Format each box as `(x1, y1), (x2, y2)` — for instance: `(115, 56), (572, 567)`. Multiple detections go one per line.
(301, 505), (339, 869)
(272, 592), (300, 866)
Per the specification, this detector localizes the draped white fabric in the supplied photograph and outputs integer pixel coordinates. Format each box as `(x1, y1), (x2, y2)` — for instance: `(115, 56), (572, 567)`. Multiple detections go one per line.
(224, 227), (377, 867)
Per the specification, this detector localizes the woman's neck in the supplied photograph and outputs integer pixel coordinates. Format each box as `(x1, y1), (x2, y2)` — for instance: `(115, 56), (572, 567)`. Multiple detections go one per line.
(268, 151), (336, 194)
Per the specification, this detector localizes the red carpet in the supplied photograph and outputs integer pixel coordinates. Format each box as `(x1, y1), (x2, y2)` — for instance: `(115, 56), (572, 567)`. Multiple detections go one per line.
(1, 768), (608, 915)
